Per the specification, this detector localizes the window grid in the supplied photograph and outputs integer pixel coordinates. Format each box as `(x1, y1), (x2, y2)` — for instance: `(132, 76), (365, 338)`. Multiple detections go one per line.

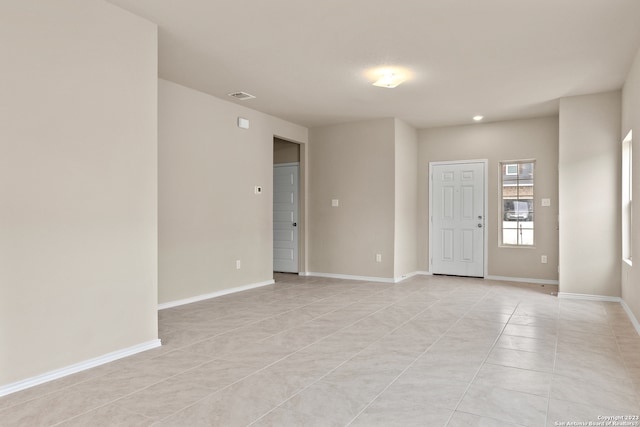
(500, 161), (535, 247)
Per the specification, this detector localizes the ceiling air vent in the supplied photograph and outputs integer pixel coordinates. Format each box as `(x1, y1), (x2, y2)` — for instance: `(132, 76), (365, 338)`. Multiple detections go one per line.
(227, 91), (256, 101)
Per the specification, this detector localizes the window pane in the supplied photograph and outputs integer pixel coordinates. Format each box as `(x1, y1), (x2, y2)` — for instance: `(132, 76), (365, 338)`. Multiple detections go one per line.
(501, 161), (534, 246)
(623, 130), (633, 261)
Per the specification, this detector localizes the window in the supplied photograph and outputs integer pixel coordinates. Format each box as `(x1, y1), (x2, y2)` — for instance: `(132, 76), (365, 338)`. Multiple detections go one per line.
(623, 130), (633, 263)
(505, 164), (518, 176)
(500, 160), (534, 246)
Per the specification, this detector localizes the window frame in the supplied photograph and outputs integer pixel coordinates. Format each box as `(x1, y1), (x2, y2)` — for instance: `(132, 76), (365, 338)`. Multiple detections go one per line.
(499, 160), (536, 248)
(623, 130), (633, 264)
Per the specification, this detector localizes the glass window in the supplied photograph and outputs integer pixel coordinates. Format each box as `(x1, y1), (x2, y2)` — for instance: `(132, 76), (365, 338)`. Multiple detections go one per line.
(500, 161), (534, 246)
(623, 130), (633, 263)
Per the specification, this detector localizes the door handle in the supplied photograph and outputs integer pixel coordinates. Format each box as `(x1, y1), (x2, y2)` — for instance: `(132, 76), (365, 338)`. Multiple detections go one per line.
(293, 222), (297, 227)
(477, 223), (483, 228)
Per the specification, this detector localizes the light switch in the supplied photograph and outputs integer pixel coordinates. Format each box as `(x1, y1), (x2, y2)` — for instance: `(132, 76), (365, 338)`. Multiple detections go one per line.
(541, 198), (551, 207)
(331, 199), (339, 207)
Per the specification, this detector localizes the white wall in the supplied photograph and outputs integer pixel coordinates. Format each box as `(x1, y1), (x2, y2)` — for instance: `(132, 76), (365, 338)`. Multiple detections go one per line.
(418, 117), (560, 281)
(394, 119), (418, 278)
(158, 80), (308, 304)
(0, 0), (158, 387)
(559, 91), (622, 297)
(622, 47), (640, 320)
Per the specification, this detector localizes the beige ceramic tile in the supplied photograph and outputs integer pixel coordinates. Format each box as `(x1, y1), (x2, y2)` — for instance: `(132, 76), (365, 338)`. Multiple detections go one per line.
(550, 374), (640, 414)
(546, 398), (635, 427)
(271, 380), (370, 427)
(486, 347), (555, 373)
(502, 323), (557, 340)
(168, 359), (256, 392)
(494, 334), (556, 354)
(457, 383), (548, 426)
(3, 274), (640, 426)
(349, 399), (453, 427)
(473, 363), (552, 397)
(448, 411), (527, 427)
(57, 403), (155, 427)
(155, 369), (298, 427)
(386, 369), (470, 410)
(113, 375), (214, 421)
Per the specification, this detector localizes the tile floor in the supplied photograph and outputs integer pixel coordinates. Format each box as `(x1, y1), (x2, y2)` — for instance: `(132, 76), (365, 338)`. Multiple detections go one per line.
(2, 274), (640, 426)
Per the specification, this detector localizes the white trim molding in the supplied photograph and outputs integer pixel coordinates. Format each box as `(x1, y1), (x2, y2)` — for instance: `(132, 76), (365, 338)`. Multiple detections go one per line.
(621, 300), (640, 336)
(302, 271), (432, 284)
(158, 280), (275, 310)
(302, 272), (395, 283)
(557, 292), (621, 302)
(393, 271), (421, 283)
(558, 293), (640, 336)
(0, 339), (161, 397)
(485, 275), (559, 286)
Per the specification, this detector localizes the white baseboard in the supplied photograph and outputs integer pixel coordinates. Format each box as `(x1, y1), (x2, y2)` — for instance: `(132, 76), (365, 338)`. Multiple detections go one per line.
(559, 293), (640, 337)
(485, 275), (559, 286)
(302, 272), (395, 283)
(557, 292), (622, 302)
(158, 280), (275, 310)
(394, 271), (421, 283)
(621, 300), (640, 336)
(0, 339), (161, 398)
(302, 271), (433, 284)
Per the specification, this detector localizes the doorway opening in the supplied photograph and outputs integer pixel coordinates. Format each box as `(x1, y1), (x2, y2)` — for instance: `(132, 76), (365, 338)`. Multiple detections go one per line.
(273, 138), (303, 274)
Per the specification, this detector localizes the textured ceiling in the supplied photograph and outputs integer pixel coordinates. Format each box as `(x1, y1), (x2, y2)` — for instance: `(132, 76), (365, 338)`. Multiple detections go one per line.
(108, 0), (640, 128)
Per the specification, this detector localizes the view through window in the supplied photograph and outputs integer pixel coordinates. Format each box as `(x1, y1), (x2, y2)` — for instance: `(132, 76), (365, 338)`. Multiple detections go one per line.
(501, 161), (535, 246)
(623, 130), (633, 262)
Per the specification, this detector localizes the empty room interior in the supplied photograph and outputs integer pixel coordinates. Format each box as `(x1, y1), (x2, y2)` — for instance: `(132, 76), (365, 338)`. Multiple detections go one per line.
(3, 0), (640, 425)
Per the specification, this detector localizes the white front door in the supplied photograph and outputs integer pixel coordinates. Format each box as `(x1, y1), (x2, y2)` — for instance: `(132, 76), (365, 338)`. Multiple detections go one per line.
(430, 161), (485, 277)
(273, 164), (299, 273)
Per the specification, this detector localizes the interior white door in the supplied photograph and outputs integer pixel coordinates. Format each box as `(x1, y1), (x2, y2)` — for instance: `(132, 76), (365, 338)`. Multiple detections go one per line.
(273, 164), (299, 273)
(430, 162), (485, 277)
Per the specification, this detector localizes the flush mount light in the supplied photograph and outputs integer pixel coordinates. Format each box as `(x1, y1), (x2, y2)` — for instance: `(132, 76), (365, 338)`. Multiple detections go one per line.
(473, 115), (484, 121)
(372, 72), (405, 88)
(228, 91), (256, 100)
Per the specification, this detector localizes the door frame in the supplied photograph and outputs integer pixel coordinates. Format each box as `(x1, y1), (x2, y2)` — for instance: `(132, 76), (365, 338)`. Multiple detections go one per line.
(428, 159), (489, 277)
(273, 162), (300, 273)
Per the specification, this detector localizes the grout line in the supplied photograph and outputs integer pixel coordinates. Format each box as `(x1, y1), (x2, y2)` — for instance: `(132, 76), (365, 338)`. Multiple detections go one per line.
(342, 285), (512, 426)
(144, 278), (429, 424)
(440, 294), (520, 427)
(47, 279), (398, 426)
(542, 294), (561, 427)
(247, 283), (461, 426)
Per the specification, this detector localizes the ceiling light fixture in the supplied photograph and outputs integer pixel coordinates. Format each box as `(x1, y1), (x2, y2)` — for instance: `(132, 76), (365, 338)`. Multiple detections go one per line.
(228, 91), (256, 100)
(372, 72), (405, 88)
(473, 115), (484, 121)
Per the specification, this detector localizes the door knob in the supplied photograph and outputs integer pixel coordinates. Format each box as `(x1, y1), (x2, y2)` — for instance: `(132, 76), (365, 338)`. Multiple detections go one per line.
(477, 223), (482, 228)
(293, 222), (297, 227)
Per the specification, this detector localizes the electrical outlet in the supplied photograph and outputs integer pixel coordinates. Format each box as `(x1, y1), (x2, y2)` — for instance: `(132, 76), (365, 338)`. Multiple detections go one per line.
(541, 255), (547, 264)
(376, 254), (382, 263)
(236, 260), (241, 269)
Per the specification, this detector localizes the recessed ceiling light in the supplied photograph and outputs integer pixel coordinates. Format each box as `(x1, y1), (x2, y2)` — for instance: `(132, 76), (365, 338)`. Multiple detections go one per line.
(473, 115), (484, 121)
(372, 72), (405, 88)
